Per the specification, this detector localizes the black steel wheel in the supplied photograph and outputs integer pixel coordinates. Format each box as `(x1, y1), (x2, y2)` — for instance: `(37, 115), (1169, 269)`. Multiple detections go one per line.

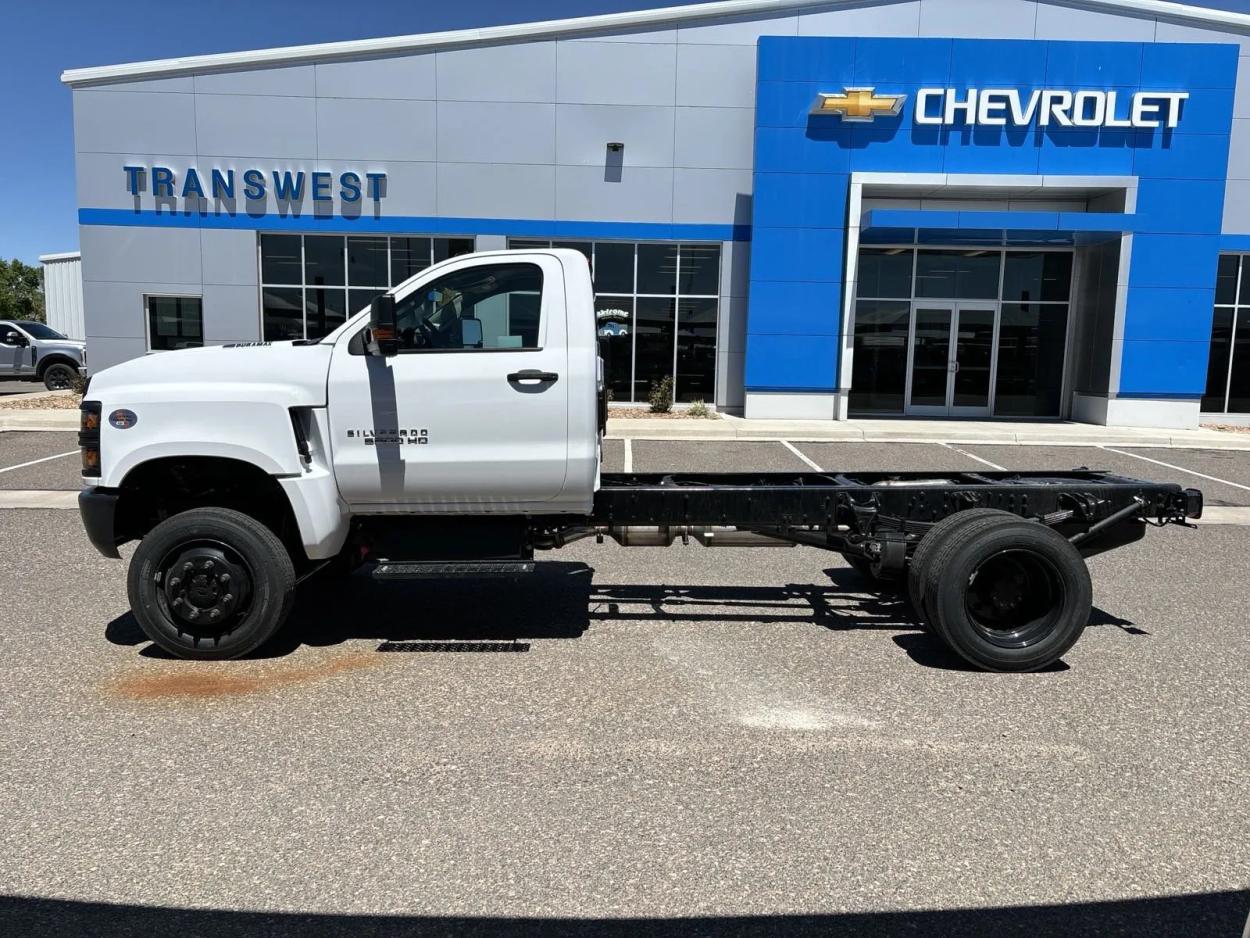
(42, 362), (76, 390)
(127, 507), (296, 660)
(908, 508), (1015, 630)
(925, 516), (1092, 672)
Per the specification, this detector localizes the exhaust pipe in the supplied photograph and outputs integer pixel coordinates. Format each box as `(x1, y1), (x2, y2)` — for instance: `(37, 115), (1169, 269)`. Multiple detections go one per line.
(601, 525), (794, 548)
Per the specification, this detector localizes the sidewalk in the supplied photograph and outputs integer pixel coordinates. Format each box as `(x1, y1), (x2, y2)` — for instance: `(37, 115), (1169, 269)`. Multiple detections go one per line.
(4, 405), (1249, 449)
(606, 413), (1250, 448)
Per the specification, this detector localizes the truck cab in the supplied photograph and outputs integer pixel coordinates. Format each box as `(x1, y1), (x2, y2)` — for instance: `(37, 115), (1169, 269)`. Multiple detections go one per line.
(0, 320), (86, 390)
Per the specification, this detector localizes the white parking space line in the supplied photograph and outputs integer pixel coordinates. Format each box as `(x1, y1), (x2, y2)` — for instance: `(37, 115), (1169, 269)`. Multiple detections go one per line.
(623, 438), (633, 473)
(0, 490), (79, 509)
(1193, 506), (1250, 525)
(0, 450), (78, 474)
(780, 440), (823, 472)
(1102, 446), (1250, 492)
(940, 442), (1005, 471)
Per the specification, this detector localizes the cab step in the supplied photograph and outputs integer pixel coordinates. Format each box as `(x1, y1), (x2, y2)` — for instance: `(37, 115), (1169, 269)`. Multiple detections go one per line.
(371, 560), (536, 580)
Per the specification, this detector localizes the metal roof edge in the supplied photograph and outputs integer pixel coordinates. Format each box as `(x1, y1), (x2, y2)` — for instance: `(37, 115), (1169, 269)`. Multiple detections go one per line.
(60, 0), (1250, 88)
(38, 252), (82, 262)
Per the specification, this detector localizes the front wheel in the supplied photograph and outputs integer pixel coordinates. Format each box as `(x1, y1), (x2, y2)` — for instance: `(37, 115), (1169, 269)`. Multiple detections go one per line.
(127, 507), (296, 660)
(42, 362), (76, 390)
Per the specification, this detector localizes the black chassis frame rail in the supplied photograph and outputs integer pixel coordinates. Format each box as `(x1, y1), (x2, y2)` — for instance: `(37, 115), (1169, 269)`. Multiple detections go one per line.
(586, 470), (1203, 563)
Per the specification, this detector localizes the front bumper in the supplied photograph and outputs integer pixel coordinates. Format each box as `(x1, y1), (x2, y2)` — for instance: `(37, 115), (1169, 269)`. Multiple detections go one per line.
(79, 487), (120, 558)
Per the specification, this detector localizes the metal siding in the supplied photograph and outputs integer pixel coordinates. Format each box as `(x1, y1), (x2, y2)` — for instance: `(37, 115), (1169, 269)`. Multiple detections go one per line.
(436, 101), (557, 165)
(436, 43), (557, 102)
(41, 257), (85, 341)
(314, 55), (436, 99)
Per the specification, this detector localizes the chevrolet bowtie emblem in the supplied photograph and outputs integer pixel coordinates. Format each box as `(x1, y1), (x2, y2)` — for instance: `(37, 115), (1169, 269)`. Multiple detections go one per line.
(810, 88), (906, 121)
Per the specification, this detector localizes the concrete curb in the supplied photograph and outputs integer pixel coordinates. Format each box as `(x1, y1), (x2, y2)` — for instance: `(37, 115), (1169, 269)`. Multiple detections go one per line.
(0, 410), (79, 430)
(0, 490), (79, 509)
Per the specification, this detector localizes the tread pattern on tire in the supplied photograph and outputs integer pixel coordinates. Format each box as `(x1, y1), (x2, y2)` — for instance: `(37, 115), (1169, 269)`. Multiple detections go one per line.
(127, 507), (296, 660)
(925, 515), (1092, 672)
(907, 508), (1013, 628)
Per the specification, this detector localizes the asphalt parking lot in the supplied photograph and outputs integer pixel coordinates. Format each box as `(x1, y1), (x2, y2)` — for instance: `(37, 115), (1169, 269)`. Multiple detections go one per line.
(2, 431), (1249, 935)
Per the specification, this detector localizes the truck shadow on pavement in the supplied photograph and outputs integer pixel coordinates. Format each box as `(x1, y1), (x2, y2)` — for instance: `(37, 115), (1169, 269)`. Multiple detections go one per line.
(103, 561), (1140, 672)
(2, 890), (1248, 938)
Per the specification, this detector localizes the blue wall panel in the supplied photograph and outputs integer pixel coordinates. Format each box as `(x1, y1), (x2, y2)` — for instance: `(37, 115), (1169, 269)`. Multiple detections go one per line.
(747, 36), (1240, 401)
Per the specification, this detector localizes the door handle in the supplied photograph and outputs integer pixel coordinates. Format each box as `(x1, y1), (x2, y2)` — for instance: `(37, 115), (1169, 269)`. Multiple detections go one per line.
(507, 369), (559, 384)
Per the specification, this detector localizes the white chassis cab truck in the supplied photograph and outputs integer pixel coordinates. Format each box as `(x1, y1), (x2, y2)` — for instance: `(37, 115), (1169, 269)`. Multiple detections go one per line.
(77, 249), (1203, 671)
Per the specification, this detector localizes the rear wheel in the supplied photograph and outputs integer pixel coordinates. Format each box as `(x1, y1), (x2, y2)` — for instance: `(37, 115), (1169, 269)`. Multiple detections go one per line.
(908, 508), (1013, 629)
(127, 507), (296, 660)
(42, 362), (76, 390)
(925, 516), (1091, 672)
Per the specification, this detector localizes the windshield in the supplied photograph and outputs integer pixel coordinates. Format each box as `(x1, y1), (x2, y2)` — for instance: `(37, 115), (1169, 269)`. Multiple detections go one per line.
(16, 322), (66, 340)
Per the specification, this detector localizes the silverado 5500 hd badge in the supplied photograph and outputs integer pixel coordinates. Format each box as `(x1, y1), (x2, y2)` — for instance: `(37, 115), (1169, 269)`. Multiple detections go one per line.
(346, 428), (429, 445)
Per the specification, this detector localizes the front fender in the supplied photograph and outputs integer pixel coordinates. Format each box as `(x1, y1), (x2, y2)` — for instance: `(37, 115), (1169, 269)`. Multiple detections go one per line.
(99, 401), (304, 488)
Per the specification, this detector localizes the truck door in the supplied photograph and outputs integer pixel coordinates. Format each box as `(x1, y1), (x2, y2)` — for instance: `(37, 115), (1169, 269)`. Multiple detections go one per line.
(326, 253), (570, 511)
(0, 325), (29, 376)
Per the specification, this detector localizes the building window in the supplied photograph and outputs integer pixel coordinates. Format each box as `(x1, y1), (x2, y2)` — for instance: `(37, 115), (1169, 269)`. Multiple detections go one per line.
(1203, 254), (1250, 414)
(508, 239), (721, 403)
(259, 234), (474, 341)
(850, 247), (1073, 418)
(146, 295), (203, 351)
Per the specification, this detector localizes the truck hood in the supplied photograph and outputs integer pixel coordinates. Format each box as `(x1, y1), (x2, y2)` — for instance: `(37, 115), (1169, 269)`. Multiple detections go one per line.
(87, 341), (332, 408)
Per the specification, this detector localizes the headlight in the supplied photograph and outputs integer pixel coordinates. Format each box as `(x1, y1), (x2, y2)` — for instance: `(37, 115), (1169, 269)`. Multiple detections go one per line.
(79, 401), (102, 477)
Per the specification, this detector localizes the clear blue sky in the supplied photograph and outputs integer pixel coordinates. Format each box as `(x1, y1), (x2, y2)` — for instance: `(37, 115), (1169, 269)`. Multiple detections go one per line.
(2, 0), (1248, 264)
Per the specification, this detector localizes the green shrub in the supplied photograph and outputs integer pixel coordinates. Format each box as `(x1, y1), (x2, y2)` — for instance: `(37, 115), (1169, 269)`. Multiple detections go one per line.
(648, 376), (674, 413)
(687, 399), (711, 418)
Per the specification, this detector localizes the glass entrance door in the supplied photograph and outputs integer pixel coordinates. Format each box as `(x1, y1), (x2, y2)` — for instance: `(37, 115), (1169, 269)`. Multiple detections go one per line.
(906, 303), (996, 416)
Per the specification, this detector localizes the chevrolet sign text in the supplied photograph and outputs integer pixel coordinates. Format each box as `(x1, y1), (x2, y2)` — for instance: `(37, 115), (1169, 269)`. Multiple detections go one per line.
(914, 89), (1188, 128)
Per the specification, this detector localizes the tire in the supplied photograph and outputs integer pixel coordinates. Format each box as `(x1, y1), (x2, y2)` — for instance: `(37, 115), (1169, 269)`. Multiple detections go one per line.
(127, 507), (296, 660)
(925, 516), (1092, 672)
(908, 508), (1014, 629)
(42, 362), (76, 391)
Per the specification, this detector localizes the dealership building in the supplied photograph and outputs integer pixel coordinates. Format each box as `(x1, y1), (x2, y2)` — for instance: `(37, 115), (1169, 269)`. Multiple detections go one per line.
(62, 0), (1250, 427)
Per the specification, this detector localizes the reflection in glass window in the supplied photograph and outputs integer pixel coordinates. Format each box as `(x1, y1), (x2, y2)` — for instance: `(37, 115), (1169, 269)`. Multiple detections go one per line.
(1216, 254), (1240, 305)
(856, 248), (913, 299)
(348, 237), (388, 288)
(1203, 307), (1234, 412)
(676, 297), (717, 402)
(1001, 252), (1073, 303)
(594, 242), (634, 294)
(262, 288), (304, 341)
(508, 239), (721, 404)
(260, 234), (301, 284)
(849, 301), (910, 414)
(915, 250), (1001, 299)
(994, 303), (1069, 417)
(260, 234), (471, 341)
(1206, 254), (1250, 414)
(305, 288), (347, 341)
(303, 236), (345, 287)
(595, 296), (633, 402)
(637, 244), (679, 295)
(146, 296), (203, 352)
(634, 297), (676, 401)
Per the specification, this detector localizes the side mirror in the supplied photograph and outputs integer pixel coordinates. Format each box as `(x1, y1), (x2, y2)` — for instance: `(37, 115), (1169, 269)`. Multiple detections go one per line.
(460, 318), (483, 349)
(367, 295), (398, 357)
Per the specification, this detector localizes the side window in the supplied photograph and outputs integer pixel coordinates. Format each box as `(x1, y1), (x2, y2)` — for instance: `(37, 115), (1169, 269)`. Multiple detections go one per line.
(0, 325), (23, 346)
(146, 296), (204, 351)
(392, 263), (543, 352)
